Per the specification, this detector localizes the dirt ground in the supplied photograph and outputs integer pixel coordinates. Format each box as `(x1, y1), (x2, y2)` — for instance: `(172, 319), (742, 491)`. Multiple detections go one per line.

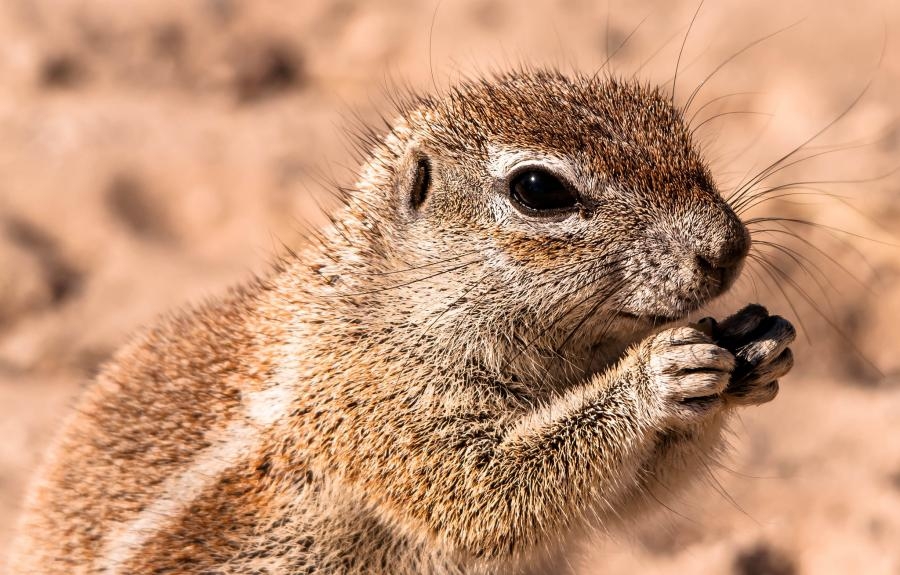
(1, 0), (899, 573)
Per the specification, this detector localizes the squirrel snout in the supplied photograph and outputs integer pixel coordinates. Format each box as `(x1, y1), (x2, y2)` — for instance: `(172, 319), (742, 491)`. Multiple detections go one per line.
(693, 216), (750, 292)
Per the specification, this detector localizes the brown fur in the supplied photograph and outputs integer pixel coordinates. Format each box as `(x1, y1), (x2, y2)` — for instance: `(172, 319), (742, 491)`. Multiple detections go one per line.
(10, 70), (794, 574)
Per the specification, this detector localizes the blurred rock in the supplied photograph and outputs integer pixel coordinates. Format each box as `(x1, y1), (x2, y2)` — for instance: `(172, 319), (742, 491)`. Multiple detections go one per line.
(0, 219), (81, 319)
(0, 236), (52, 328)
(636, 521), (705, 556)
(152, 22), (186, 61)
(232, 40), (305, 103)
(733, 542), (798, 575)
(39, 52), (88, 89)
(106, 173), (176, 243)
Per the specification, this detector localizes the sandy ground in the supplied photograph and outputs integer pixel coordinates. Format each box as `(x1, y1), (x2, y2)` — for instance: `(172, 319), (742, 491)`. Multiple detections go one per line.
(1, 0), (899, 572)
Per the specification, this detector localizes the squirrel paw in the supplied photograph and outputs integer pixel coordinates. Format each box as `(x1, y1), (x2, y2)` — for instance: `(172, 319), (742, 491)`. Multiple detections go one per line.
(643, 326), (735, 425)
(702, 304), (796, 407)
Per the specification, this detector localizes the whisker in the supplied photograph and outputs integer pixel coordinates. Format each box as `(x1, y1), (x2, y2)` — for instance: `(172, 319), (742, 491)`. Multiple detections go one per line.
(553, 281), (640, 358)
(752, 240), (838, 316)
(642, 474), (701, 525)
(671, 0), (706, 101)
(597, 12), (652, 74)
(749, 227), (875, 293)
(729, 145), (896, 210)
(698, 456), (760, 525)
(442, 253), (637, 378)
(331, 258), (484, 297)
(356, 250), (484, 277)
(427, 0), (443, 94)
(394, 267), (498, 381)
(501, 273), (638, 374)
(632, 28), (685, 78)
(736, 188), (849, 215)
(747, 254), (811, 344)
(690, 110), (773, 137)
(745, 216), (898, 247)
(682, 20), (804, 115)
(750, 254), (884, 378)
(732, 166), (900, 214)
(728, 74), (876, 206)
(687, 91), (762, 128)
(740, 263), (764, 303)
(590, 284), (646, 349)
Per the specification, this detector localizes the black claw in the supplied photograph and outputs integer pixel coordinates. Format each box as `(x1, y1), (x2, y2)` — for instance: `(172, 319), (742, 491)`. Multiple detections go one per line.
(720, 303), (768, 328)
(714, 305), (768, 349)
(714, 306), (795, 397)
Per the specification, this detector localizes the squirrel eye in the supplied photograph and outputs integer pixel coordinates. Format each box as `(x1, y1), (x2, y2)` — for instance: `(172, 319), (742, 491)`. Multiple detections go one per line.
(509, 169), (578, 213)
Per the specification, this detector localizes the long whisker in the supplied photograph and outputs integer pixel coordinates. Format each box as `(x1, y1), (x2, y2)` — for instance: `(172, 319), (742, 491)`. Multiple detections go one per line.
(750, 254), (884, 378)
(732, 166), (900, 214)
(745, 216), (898, 247)
(356, 250), (483, 277)
(740, 192), (840, 214)
(690, 110), (773, 137)
(729, 76), (876, 206)
(729, 144), (895, 209)
(736, 188), (849, 215)
(331, 258), (484, 297)
(671, 0), (706, 101)
(501, 272), (639, 374)
(746, 254), (810, 344)
(749, 228), (873, 293)
(597, 12), (652, 74)
(682, 20), (804, 115)
(553, 281), (641, 358)
(752, 240), (838, 316)
(443, 253), (637, 378)
(741, 264), (764, 303)
(687, 91), (762, 128)
(633, 28), (685, 78)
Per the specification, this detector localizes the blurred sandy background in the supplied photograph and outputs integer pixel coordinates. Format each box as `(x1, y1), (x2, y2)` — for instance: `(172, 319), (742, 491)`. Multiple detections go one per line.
(1, 0), (899, 573)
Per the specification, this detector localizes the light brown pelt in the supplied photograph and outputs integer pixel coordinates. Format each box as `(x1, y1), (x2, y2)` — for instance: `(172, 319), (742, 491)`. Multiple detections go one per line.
(10, 71), (794, 574)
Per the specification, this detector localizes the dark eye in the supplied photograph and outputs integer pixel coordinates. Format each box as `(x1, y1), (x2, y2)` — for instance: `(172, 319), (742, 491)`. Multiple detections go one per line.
(509, 169), (579, 213)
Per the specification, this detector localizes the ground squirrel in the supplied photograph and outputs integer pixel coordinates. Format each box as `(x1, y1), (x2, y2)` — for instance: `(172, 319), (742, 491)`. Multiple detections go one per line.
(11, 70), (795, 574)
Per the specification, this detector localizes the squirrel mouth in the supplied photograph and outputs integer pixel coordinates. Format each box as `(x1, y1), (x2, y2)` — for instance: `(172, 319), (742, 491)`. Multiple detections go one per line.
(616, 310), (684, 326)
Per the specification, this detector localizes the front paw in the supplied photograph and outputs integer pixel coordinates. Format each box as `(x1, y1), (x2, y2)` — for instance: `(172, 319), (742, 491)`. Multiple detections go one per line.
(702, 304), (796, 407)
(642, 326), (735, 425)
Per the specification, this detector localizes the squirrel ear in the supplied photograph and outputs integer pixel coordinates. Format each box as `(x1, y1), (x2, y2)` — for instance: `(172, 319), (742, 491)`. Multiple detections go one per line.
(409, 155), (431, 211)
(394, 140), (432, 214)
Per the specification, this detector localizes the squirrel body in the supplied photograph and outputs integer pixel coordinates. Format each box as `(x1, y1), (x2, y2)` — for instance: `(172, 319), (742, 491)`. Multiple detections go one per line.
(11, 71), (795, 574)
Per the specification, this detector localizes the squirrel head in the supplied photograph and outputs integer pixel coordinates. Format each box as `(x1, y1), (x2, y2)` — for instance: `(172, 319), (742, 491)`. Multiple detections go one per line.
(339, 70), (750, 379)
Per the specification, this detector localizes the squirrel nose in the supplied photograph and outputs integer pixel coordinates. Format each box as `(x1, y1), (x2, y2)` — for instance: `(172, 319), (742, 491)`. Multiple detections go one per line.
(694, 215), (750, 290)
